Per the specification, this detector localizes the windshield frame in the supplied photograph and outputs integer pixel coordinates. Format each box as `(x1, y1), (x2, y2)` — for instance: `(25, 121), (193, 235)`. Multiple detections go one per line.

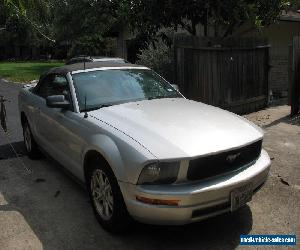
(71, 67), (183, 113)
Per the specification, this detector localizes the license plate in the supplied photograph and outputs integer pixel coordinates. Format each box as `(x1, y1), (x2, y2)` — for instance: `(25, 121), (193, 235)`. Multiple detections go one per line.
(231, 183), (253, 211)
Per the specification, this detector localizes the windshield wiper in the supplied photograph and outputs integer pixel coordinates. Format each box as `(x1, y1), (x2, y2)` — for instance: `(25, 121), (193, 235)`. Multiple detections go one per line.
(148, 94), (181, 100)
(147, 96), (166, 100)
(82, 104), (112, 112)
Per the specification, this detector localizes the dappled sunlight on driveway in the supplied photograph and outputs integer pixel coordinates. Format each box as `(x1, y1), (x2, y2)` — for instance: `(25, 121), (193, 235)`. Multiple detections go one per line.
(0, 195), (43, 250)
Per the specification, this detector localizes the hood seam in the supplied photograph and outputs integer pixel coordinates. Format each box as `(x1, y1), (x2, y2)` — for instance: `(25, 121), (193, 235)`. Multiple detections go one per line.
(90, 114), (157, 159)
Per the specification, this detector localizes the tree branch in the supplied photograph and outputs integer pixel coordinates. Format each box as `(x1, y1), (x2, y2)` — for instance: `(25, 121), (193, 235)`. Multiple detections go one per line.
(7, 1), (56, 43)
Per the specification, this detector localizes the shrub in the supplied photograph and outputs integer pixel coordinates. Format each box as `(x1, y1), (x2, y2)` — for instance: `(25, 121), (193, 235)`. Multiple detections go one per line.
(136, 40), (174, 83)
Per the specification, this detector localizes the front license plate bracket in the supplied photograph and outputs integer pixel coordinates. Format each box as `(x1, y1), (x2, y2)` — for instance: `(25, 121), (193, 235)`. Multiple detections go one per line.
(231, 183), (253, 212)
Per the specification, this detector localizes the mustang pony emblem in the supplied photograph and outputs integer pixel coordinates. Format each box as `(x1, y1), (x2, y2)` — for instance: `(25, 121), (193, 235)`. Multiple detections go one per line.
(226, 153), (241, 163)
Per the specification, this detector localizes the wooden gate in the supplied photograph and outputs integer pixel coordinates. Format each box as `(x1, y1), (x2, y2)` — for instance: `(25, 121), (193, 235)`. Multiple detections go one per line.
(174, 36), (270, 114)
(289, 37), (300, 116)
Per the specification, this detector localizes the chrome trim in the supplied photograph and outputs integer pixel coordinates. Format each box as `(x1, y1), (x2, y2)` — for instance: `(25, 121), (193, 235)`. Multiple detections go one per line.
(71, 66), (150, 74)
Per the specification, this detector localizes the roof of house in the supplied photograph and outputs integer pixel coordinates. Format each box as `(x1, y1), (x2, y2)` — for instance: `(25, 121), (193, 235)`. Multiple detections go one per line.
(280, 10), (300, 22)
(45, 62), (146, 76)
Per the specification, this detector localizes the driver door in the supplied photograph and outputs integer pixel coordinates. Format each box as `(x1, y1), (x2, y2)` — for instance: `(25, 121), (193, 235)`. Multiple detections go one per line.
(35, 74), (82, 175)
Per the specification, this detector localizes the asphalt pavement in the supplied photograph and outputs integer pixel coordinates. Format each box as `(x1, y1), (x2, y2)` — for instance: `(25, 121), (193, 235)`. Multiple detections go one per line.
(0, 80), (24, 159)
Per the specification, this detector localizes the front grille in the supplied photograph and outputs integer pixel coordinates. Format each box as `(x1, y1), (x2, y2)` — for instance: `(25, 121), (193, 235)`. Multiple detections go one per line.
(187, 140), (262, 181)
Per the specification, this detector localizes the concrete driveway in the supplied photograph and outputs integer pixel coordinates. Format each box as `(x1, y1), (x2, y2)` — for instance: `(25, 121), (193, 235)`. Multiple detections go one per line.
(0, 79), (299, 249)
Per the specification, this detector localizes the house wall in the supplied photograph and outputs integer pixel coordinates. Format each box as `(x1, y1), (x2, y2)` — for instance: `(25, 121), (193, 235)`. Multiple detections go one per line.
(251, 21), (300, 96)
(264, 21), (300, 96)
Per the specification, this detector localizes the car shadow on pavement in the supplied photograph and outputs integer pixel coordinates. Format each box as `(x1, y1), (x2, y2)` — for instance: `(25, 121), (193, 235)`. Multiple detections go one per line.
(289, 114), (300, 126)
(0, 141), (25, 160)
(118, 206), (253, 249)
(263, 114), (300, 129)
(0, 156), (253, 250)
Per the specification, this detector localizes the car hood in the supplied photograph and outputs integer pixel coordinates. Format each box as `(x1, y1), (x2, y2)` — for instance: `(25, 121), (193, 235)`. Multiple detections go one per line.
(89, 98), (263, 159)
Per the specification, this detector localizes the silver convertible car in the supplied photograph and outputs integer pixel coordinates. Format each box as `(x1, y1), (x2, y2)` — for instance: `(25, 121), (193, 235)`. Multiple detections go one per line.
(18, 62), (271, 232)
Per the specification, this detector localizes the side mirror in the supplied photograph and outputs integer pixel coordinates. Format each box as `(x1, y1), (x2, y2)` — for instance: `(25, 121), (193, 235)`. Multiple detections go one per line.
(171, 84), (180, 91)
(46, 95), (70, 109)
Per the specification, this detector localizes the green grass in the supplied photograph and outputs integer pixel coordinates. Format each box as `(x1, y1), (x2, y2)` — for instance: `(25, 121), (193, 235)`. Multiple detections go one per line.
(0, 61), (64, 83)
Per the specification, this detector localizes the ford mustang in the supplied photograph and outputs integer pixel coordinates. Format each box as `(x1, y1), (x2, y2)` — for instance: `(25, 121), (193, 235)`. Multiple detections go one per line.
(18, 61), (271, 232)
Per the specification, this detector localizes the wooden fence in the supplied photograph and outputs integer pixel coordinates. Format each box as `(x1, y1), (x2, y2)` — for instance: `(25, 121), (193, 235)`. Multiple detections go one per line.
(174, 36), (270, 114)
(289, 36), (300, 116)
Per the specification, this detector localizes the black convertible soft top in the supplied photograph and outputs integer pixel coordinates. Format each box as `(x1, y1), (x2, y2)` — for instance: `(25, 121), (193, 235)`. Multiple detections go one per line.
(44, 61), (146, 76)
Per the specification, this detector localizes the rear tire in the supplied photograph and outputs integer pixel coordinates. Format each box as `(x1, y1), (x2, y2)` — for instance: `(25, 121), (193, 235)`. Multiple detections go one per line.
(87, 159), (131, 233)
(23, 120), (41, 159)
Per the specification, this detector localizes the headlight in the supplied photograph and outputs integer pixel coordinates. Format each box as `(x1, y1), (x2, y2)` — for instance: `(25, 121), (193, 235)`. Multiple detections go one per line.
(137, 162), (180, 185)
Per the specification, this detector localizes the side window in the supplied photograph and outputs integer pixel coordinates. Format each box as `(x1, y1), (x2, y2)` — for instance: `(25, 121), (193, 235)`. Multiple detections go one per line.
(51, 75), (71, 99)
(36, 74), (73, 110)
(36, 75), (54, 98)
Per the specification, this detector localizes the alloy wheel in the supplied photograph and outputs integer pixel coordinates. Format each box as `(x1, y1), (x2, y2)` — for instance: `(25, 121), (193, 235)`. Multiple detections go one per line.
(24, 125), (32, 152)
(91, 169), (114, 220)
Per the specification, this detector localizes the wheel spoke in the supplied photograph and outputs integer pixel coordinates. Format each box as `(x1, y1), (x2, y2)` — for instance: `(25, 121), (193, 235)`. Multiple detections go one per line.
(95, 174), (101, 187)
(99, 173), (105, 186)
(104, 178), (108, 187)
(93, 189), (104, 200)
(104, 184), (110, 193)
(24, 126), (32, 152)
(104, 201), (109, 216)
(107, 197), (113, 210)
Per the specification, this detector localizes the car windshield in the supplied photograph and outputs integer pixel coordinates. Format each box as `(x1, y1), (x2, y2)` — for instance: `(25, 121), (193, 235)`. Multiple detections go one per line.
(72, 68), (182, 112)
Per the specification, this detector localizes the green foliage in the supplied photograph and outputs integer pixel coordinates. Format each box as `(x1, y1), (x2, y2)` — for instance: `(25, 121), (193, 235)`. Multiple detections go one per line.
(136, 40), (174, 83)
(4, 0), (50, 21)
(1, 0), (55, 47)
(289, 0), (300, 9)
(67, 36), (117, 58)
(0, 6), (39, 47)
(1, 0), (119, 57)
(52, 0), (118, 57)
(0, 0), (294, 59)
(121, 0), (290, 38)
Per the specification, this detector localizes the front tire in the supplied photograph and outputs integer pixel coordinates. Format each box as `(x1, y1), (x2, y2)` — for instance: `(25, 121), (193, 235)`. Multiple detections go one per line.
(23, 120), (41, 159)
(87, 161), (131, 233)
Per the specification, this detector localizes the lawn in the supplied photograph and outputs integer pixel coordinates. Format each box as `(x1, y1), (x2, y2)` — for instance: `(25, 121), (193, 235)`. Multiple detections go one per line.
(0, 61), (64, 83)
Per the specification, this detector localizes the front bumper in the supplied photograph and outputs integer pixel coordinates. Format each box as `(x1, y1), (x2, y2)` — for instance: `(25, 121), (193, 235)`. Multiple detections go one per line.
(119, 149), (271, 225)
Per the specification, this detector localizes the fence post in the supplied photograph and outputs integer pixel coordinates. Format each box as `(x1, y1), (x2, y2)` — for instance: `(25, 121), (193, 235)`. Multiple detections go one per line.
(266, 46), (271, 106)
(288, 45), (293, 106)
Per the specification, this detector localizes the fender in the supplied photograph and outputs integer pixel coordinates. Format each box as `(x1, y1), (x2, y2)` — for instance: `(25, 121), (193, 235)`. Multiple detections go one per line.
(82, 133), (156, 184)
(18, 89), (40, 138)
(83, 134), (125, 181)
